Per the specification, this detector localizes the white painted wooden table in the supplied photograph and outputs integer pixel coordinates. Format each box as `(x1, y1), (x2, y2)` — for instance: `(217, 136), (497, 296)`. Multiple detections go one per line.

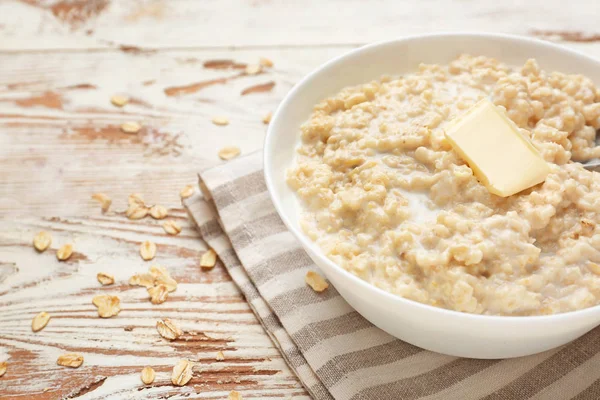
(1, 1), (600, 398)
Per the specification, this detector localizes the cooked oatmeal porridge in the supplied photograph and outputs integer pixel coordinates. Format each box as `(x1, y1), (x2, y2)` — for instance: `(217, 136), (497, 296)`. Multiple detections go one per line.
(287, 54), (600, 316)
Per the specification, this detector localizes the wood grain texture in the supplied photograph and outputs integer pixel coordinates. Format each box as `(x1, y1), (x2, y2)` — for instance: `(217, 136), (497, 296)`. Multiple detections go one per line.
(0, 216), (307, 399)
(0, 47), (345, 216)
(1, 0), (600, 50)
(2, 0), (600, 398)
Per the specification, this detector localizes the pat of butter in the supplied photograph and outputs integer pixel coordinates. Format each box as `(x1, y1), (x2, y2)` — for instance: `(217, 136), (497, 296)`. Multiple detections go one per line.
(444, 98), (550, 197)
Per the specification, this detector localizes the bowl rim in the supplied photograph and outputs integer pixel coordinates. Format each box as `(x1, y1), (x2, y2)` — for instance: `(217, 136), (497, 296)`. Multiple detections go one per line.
(264, 31), (600, 323)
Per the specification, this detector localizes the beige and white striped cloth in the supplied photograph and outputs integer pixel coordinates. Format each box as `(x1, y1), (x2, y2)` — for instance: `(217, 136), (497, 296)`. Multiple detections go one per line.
(184, 150), (600, 400)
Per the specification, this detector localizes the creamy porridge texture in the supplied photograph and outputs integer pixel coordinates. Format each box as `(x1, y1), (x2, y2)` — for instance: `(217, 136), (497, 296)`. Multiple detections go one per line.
(287, 54), (600, 316)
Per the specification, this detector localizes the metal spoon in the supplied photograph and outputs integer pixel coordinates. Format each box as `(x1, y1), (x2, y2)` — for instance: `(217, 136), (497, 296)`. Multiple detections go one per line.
(582, 159), (600, 171)
(580, 131), (600, 171)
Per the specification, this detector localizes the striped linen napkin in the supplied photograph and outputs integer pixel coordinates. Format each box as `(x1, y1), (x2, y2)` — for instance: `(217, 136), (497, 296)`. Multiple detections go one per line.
(183, 150), (600, 400)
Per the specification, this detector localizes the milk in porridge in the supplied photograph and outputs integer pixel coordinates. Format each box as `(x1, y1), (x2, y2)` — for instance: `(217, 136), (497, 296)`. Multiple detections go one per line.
(287, 55), (600, 315)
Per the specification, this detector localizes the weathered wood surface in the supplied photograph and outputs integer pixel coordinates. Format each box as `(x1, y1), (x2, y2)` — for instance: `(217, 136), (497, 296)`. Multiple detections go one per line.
(1, 0), (600, 50)
(0, 48), (322, 216)
(2, 0), (600, 398)
(0, 215), (307, 399)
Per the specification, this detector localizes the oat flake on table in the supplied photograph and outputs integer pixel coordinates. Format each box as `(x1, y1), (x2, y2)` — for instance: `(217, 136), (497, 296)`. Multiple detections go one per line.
(33, 231), (52, 252)
(171, 359), (193, 386)
(140, 366), (155, 384)
(56, 244), (73, 261)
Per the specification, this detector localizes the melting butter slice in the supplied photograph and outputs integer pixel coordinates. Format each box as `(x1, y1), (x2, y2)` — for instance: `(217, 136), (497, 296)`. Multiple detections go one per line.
(444, 98), (550, 197)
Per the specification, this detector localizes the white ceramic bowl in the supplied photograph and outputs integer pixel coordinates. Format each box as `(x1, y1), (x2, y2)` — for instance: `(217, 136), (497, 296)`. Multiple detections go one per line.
(264, 32), (600, 359)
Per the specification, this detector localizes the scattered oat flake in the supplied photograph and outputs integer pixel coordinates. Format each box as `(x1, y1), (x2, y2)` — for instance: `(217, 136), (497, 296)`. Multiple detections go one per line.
(180, 185), (194, 199)
(141, 366), (155, 385)
(151, 265), (178, 292)
(200, 249), (217, 269)
(216, 351), (225, 361)
(0, 362), (6, 377)
(32, 312), (51, 332)
(128, 193), (145, 206)
(91, 193), (112, 212)
(156, 318), (183, 340)
(57, 353), (83, 368)
(148, 264), (169, 277)
(149, 264), (168, 278)
(130, 265), (177, 295)
(245, 64), (262, 75)
(56, 244), (73, 261)
(121, 121), (142, 134)
(305, 271), (329, 292)
(218, 146), (241, 160)
(111, 95), (129, 107)
(262, 112), (272, 125)
(229, 391), (242, 400)
(212, 116), (229, 126)
(148, 284), (169, 304)
(162, 220), (182, 235)
(92, 294), (121, 318)
(140, 241), (157, 261)
(126, 203), (148, 220)
(124, 325), (134, 331)
(33, 231), (52, 252)
(129, 272), (155, 288)
(171, 359), (193, 386)
(97, 272), (115, 286)
(259, 57), (274, 68)
(149, 205), (168, 219)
